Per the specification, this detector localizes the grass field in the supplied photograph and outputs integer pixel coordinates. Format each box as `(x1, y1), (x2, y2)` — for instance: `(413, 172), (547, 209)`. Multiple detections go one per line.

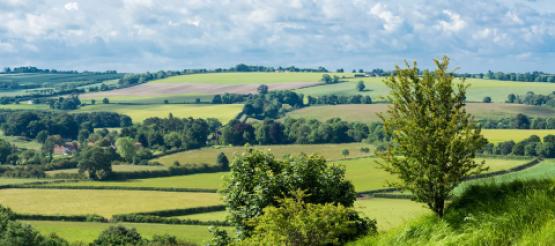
(153, 143), (374, 167)
(481, 129), (555, 143)
(45, 164), (168, 176)
(284, 103), (555, 124)
(81, 94), (215, 104)
(0, 189), (221, 217)
(295, 77), (555, 102)
(355, 198), (430, 231)
(23, 220), (231, 244)
(75, 104), (242, 123)
(42, 172), (227, 190)
(0, 178), (44, 185)
(0, 103), (51, 111)
(152, 72), (353, 84)
(0, 130), (42, 150)
(174, 211), (228, 221)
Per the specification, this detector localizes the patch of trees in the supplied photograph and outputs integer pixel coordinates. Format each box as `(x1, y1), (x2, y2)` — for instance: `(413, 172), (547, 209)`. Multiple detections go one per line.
(458, 70), (555, 83)
(321, 74), (342, 84)
(479, 134), (555, 157)
(211, 93), (247, 104)
(0, 110), (131, 139)
(118, 71), (181, 87)
(0, 205), (70, 245)
(477, 114), (555, 129)
(306, 94), (372, 105)
(2, 66), (118, 74)
(506, 91), (555, 106)
(242, 90), (304, 119)
(47, 95), (82, 110)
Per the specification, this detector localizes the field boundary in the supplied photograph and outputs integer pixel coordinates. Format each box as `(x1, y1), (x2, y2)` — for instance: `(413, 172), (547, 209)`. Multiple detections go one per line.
(10, 184), (218, 193)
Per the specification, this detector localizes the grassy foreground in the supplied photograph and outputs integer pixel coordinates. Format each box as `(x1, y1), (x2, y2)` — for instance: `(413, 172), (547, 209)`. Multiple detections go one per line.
(351, 179), (555, 245)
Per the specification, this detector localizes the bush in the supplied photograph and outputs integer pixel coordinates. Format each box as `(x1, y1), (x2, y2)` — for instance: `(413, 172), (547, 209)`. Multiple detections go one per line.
(92, 225), (142, 246)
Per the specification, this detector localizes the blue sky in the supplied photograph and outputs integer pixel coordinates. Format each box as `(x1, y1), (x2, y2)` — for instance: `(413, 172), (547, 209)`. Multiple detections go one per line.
(1, 0), (555, 72)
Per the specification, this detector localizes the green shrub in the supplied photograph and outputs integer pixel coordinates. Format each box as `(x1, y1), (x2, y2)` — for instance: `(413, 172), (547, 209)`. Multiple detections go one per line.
(92, 225), (142, 246)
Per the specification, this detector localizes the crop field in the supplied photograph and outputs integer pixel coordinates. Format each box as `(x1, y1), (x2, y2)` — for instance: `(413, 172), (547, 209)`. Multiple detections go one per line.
(42, 172), (227, 190)
(45, 164), (168, 176)
(481, 129), (555, 143)
(175, 211), (228, 221)
(0, 178), (44, 185)
(75, 104), (243, 123)
(355, 198), (430, 231)
(154, 143), (374, 167)
(295, 77), (555, 102)
(24, 220), (231, 244)
(284, 103), (555, 124)
(0, 189), (221, 217)
(0, 103), (51, 111)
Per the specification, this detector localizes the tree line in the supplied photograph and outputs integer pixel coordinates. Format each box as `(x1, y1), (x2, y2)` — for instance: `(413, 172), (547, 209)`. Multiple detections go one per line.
(479, 135), (555, 157)
(506, 91), (555, 107)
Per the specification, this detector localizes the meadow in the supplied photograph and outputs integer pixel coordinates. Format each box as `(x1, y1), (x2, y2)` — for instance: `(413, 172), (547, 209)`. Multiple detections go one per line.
(0, 178), (45, 185)
(75, 103), (243, 123)
(284, 103), (555, 124)
(481, 129), (555, 143)
(0, 189), (221, 217)
(0, 130), (42, 150)
(354, 198), (430, 231)
(45, 164), (168, 176)
(153, 143), (374, 167)
(0, 103), (51, 111)
(151, 72), (352, 84)
(24, 220), (231, 245)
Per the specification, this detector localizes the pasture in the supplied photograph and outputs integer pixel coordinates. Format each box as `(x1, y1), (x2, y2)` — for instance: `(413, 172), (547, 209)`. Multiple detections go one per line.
(284, 103), (555, 124)
(0, 189), (221, 217)
(175, 210), (228, 221)
(152, 72), (351, 84)
(355, 198), (430, 231)
(153, 143), (374, 167)
(0, 130), (42, 150)
(0, 103), (50, 111)
(24, 220), (230, 244)
(45, 164), (168, 177)
(75, 104), (243, 123)
(0, 178), (44, 185)
(481, 129), (555, 143)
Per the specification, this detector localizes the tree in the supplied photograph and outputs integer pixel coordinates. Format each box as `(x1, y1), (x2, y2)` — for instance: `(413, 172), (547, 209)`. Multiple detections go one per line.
(341, 149), (350, 157)
(92, 225), (142, 246)
(91, 99), (96, 105)
(222, 150), (356, 237)
(356, 81), (366, 91)
(242, 191), (376, 245)
(379, 57), (486, 217)
(216, 152), (229, 171)
(257, 84), (269, 94)
(78, 146), (114, 180)
(321, 74), (333, 84)
(483, 96), (492, 103)
(115, 137), (136, 164)
(506, 93), (517, 103)
(102, 97), (110, 104)
(513, 113), (531, 129)
(42, 135), (63, 161)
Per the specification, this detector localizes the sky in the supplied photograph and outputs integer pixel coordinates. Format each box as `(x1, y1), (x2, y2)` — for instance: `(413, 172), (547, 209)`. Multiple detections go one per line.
(1, 0), (555, 73)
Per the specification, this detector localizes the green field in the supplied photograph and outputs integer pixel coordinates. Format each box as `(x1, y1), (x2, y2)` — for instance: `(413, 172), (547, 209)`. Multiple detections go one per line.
(153, 143), (374, 167)
(43, 172), (227, 190)
(0, 178), (45, 185)
(23, 220), (230, 244)
(355, 198), (430, 231)
(0, 130), (42, 150)
(295, 77), (555, 102)
(45, 164), (168, 176)
(81, 94), (215, 105)
(481, 129), (555, 143)
(0, 103), (51, 111)
(75, 104), (243, 123)
(284, 103), (555, 124)
(152, 72), (353, 84)
(0, 189), (221, 217)
(175, 210), (228, 221)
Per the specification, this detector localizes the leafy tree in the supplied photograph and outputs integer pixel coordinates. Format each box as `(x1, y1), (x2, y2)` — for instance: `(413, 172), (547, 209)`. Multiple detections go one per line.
(257, 84), (269, 94)
(92, 225), (142, 246)
(483, 96), (492, 103)
(78, 146), (115, 180)
(379, 57), (486, 217)
(216, 152), (229, 171)
(115, 137), (137, 163)
(341, 149), (350, 157)
(0, 205), (69, 246)
(0, 139), (16, 164)
(243, 191), (376, 245)
(513, 113), (531, 129)
(321, 74), (332, 84)
(35, 130), (48, 143)
(356, 81), (366, 91)
(102, 97), (110, 104)
(506, 93), (517, 103)
(42, 135), (63, 161)
(222, 150), (356, 237)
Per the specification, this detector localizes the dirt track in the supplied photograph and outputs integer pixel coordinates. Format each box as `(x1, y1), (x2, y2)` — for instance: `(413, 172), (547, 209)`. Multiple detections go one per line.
(81, 82), (319, 98)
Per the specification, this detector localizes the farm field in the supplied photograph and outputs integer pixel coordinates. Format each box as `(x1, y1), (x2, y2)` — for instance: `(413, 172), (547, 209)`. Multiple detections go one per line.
(153, 143), (374, 167)
(284, 103), (555, 124)
(0, 178), (45, 185)
(295, 77), (555, 102)
(23, 220), (230, 244)
(354, 198), (430, 231)
(152, 72), (352, 84)
(481, 129), (555, 143)
(0, 103), (51, 111)
(80, 94), (215, 104)
(42, 172), (227, 190)
(0, 189), (221, 217)
(45, 164), (168, 176)
(75, 103), (243, 123)
(175, 210), (228, 221)
(0, 130), (42, 150)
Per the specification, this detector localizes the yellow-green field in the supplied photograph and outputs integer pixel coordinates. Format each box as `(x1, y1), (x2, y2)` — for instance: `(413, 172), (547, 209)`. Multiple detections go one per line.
(175, 210), (228, 221)
(354, 198), (430, 231)
(284, 103), (555, 124)
(152, 72), (353, 84)
(0, 131), (41, 150)
(75, 104), (242, 123)
(0, 189), (221, 217)
(23, 220), (231, 245)
(0, 178), (45, 185)
(45, 164), (168, 177)
(0, 103), (51, 111)
(153, 143), (374, 167)
(482, 129), (555, 143)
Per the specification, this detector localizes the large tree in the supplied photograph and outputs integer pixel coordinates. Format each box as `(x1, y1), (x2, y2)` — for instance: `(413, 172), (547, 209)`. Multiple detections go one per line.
(378, 57), (486, 217)
(78, 146), (115, 180)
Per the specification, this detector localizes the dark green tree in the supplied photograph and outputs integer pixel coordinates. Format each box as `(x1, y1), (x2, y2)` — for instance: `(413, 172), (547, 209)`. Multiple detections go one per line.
(78, 146), (115, 180)
(216, 152), (229, 171)
(356, 80), (366, 91)
(92, 225), (142, 246)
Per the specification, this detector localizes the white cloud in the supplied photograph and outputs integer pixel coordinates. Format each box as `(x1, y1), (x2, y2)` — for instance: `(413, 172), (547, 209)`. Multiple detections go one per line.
(437, 10), (465, 33)
(64, 2), (78, 11)
(369, 3), (402, 32)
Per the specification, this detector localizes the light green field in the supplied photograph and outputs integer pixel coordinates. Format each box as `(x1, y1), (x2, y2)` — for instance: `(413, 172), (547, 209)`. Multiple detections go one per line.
(81, 94), (214, 105)
(355, 198), (430, 231)
(153, 72), (353, 84)
(23, 220), (231, 244)
(0, 103), (50, 111)
(154, 143), (374, 167)
(45, 164), (168, 176)
(285, 103), (555, 124)
(75, 104), (242, 123)
(0, 131), (42, 150)
(0, 178), (44, 185)
(42, 172), (227, 190)
(295, 77), (555, 102)
(481, 129), (555, 143)
(335, 157), (529, 192)
(175, 210), (228, 221)
(0, 189), (221, 217)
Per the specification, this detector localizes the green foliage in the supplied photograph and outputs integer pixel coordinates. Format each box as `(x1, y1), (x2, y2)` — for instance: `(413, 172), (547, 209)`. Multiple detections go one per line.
(242, 191), (376, 245)
(222, 149), (356, 237)
(115, 137), (137, 163)
(216, 152), (229, 171)
(92, 225), (142, 246)
(356, 81), (366, 92)
(482, 96), (492, 103)
(78, 146), (116, 180)
(341, 149), (350, 157)
(379, 57), (486, 217)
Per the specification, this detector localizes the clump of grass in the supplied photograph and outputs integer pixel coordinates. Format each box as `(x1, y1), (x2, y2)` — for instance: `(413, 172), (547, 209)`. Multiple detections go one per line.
(350, 179), (555, 245)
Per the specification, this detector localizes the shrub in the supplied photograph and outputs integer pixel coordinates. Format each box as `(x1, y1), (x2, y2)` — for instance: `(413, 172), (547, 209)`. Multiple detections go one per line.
(92, 225), (142, 246)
